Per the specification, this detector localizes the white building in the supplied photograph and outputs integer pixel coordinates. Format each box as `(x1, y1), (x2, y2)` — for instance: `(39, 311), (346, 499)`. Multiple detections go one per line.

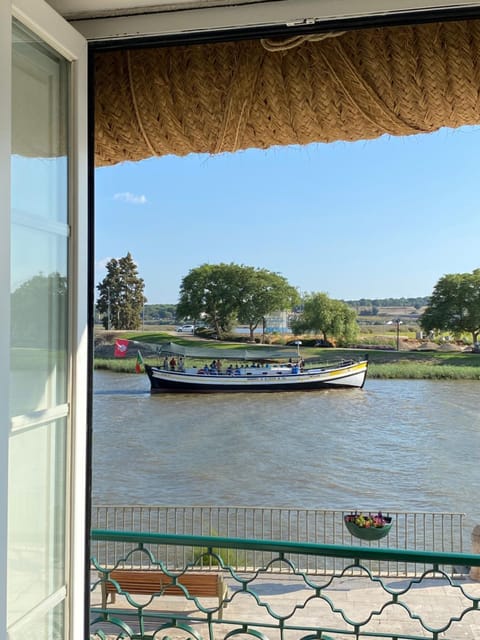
(264, 310), (290, 334)
(1, 2), (478, 639)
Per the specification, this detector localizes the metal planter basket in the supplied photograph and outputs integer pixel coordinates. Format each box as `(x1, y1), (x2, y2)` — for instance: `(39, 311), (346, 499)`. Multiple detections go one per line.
(344, 515), (393, 541)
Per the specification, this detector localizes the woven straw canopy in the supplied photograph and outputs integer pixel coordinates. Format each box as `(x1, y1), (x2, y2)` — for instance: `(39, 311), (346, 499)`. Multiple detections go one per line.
(95, 19), (480, 166)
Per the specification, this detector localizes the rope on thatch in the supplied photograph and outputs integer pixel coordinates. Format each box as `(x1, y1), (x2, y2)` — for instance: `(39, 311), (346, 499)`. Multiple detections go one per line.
(94, 19), (480, 166)
(260, 31), (346, 52)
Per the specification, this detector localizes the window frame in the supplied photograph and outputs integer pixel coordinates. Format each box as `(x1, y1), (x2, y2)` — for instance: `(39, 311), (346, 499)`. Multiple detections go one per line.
(2, 3), (88, 640)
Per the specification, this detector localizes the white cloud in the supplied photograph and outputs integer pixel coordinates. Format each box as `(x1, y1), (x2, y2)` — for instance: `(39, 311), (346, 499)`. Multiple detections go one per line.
(114, 191), (147, 204)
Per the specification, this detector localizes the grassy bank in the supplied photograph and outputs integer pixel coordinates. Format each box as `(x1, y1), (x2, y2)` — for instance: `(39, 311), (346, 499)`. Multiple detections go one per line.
(94, 333), (480, 380)
(368, 362), (480, 380)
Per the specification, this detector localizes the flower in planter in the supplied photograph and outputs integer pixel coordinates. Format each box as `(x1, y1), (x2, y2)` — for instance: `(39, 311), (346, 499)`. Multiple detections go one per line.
(345, 512), (390, 528)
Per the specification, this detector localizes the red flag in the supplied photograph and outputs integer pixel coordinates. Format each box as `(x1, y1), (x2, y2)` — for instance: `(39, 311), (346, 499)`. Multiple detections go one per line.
(135, 350), (144, 373)
(114, 339), (129, 357)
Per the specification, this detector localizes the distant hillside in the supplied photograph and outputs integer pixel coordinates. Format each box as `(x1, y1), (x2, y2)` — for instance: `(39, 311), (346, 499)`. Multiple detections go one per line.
(345, 297), (429, 317)
(345, 297), (429, 309)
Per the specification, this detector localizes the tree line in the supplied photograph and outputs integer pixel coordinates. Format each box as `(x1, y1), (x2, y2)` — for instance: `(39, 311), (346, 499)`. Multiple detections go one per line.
(346, 296), (429, 310)
(95, 257), (357, 343)
(95, 253), (480, 346)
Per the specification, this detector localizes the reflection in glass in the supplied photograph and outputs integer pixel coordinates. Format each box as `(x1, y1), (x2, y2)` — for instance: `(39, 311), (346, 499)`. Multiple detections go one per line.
(10, 221), (68, 415)
(7, 419), (66, 625)
(9, 19), (70, 636)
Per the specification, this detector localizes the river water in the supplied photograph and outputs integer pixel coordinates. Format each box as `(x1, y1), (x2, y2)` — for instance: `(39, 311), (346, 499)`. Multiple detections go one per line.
(92, 371), (480, 526)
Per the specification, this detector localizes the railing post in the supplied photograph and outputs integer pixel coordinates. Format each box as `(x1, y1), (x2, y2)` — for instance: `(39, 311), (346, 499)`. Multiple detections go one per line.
(470, 524), (480, 580)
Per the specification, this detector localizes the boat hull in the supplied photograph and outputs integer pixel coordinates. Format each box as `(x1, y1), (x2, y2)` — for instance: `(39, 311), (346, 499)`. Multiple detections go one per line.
(145, 361), (368, 393)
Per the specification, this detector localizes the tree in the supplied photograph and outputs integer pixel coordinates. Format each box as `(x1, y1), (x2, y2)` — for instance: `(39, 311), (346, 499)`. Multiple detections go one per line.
(11, 272), (67, 347)
(420, 269), (480, 344)
(176, 263), (244, 338)
(176, 263), (298, 340)
(236, 267), (299, 341)
(290, 292), (358, 345)
(96, 253), (146, 330)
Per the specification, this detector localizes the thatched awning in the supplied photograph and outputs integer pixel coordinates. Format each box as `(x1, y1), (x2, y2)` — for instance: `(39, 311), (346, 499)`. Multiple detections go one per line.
(95, 19), (480, 166)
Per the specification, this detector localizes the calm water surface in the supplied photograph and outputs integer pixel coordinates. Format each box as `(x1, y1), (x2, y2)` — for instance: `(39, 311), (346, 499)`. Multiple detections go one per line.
(92, 372), (480, 524)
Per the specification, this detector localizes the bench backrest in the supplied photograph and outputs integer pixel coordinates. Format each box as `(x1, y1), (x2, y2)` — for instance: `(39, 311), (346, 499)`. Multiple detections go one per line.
(104, 569), (223, 598)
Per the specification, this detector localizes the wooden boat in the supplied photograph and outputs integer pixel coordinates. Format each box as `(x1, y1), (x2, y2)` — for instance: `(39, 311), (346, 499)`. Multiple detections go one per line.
(145, 348), (368, 393)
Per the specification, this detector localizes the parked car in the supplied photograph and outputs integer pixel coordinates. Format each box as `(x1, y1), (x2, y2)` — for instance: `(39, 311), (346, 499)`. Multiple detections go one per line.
(177, 324), (195, 332)
(315, 339), (333, 347)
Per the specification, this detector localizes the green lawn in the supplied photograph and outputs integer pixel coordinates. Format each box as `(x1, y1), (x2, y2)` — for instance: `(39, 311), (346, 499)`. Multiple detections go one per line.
(94, 330), (480, 379)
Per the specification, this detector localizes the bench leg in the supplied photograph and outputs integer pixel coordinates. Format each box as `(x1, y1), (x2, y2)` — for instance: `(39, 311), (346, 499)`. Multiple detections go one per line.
(101, 584), (115, 608)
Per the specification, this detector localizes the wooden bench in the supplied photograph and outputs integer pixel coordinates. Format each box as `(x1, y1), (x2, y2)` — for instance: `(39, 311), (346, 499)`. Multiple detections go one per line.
(101, 569), (229, 618)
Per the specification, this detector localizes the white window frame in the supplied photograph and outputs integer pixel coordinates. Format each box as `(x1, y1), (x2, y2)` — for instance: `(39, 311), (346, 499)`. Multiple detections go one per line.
(1, 2), (88, 640)
(0, 1), (12, 636)
(71, 0), (480, 42)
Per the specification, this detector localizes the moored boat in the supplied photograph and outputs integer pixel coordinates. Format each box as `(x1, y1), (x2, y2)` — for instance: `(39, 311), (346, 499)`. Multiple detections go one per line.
(144, 345), (368, 393)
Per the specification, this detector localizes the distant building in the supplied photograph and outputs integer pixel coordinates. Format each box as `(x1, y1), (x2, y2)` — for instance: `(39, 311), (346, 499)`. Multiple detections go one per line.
(264, 310), (290, 334)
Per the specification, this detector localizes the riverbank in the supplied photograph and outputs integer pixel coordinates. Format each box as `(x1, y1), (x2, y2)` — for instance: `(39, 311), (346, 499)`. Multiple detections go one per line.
(93, 331), (480, 379)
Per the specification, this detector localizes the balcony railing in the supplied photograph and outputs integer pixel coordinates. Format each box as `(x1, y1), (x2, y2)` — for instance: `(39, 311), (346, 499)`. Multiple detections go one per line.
(90, 529), (480, 640)
(91, 506), (466, 577)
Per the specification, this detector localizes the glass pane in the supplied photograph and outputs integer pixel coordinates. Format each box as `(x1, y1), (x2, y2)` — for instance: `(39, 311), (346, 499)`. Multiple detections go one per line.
(8, 18), (70, 635)
(7, 418), (66, 625)
(8, 600), (64, 640)
(11, 24), (68, 222)
(10, 22), (69, 416)
(10, 221), (68, 416)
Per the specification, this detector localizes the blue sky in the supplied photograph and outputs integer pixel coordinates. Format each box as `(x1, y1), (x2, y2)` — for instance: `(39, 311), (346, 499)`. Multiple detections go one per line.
(95, 125), (480, 305)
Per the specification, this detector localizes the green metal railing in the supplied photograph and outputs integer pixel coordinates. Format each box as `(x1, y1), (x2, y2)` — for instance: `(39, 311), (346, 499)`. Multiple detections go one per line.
(90, 529), (480, 640)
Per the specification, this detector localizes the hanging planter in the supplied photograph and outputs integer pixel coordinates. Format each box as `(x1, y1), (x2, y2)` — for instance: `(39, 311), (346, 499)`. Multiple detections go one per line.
(344, 512), (393, 541)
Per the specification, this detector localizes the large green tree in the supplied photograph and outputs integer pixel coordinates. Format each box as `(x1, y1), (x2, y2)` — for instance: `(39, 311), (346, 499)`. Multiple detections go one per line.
(96, 253), (146, 329)
(420, 269), (480, 344)
(290, 292), (358, 345)
(177, 263), (298, 340)
(236, 267), (299, 341)
(177, 263), (244, 337)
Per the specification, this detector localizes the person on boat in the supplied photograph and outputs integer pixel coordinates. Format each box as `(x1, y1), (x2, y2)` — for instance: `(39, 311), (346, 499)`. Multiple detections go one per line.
(162, 356), (169, 370)
(178, 356), (185, 372)
(169, 357), (176, 371)
(226, 364), (233, 375)
(216, 359), (222, 373)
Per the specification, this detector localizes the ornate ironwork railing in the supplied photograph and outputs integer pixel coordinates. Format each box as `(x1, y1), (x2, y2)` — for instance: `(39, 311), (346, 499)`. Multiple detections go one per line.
(91, 506), (466, 577)
(90, 529), (480, 640)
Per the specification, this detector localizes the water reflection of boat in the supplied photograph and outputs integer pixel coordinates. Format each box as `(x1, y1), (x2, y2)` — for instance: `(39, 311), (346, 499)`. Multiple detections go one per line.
(144, 343), (368, 393)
